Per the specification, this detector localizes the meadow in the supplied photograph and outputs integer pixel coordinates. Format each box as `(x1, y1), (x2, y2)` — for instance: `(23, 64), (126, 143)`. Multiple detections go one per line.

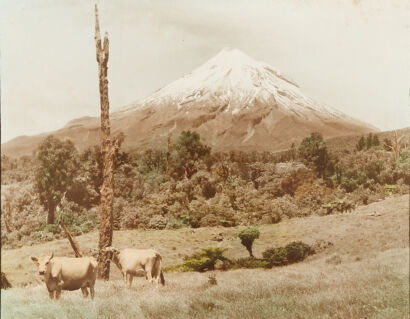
(1, 194), (408, 318)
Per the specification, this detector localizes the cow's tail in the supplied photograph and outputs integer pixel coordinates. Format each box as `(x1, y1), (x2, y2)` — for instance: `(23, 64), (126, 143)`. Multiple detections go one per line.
(154, 253), (165, 286)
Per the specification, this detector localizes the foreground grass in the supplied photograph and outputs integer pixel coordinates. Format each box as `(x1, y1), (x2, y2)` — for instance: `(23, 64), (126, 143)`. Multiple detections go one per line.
(2, 248), (408, 319)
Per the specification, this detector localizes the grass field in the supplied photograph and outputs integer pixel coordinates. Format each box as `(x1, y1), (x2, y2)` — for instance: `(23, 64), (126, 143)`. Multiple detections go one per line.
(1, 194), (409, 318)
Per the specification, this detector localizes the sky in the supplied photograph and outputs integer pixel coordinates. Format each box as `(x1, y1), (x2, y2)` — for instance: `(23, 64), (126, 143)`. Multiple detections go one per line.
(1, 0), (409, 143)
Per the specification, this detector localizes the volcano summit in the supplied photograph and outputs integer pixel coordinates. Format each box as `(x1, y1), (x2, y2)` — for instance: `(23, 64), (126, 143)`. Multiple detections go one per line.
(3, 48), (376, 157)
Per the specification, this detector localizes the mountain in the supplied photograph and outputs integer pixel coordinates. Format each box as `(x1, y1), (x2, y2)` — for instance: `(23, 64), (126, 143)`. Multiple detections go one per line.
(2, 48), (376, 157)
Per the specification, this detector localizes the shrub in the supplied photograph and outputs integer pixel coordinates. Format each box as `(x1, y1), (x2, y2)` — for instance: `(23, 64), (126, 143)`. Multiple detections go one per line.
(238, 226), (260, 257)
(231, 257), (269, 269)
(172, 247), (228, 272)
(202, 181), (217, 199)
(384, 184), (400, 196)
(322, 198), (355, 214)
(262, 241), (312, 267)
(148, 215), (168, 230)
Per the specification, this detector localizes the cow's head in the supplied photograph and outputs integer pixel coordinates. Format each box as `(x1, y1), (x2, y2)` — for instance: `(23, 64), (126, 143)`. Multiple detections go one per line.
(101, 246), (121, 264)
(30, 253), (54, 275)
(102, 246), (120, 259)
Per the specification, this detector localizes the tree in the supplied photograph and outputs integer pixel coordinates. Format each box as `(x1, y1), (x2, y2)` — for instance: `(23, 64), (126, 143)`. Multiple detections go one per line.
(238, 226), (260, 258)
(298, 132), (329, 178)
(35, 135), (78, 224)
(170, 130), (211, 179)
(356, 136), (365, 151)
(94, 4), (122, 280)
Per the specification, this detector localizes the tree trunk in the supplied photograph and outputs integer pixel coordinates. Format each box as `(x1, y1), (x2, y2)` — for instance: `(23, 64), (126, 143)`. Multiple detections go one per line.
(94, 4), (114, 280)
(47, 203), (55, 224)
(62, 223), (83, 257)
(246, 246), (254, 258)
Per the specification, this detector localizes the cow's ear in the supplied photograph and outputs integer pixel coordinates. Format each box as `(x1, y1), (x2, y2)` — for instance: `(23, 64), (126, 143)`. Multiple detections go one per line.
(30, 256), (38, 263)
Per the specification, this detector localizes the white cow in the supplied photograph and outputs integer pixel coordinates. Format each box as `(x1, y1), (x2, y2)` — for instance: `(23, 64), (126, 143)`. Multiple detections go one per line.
(103, 247), (165, 287)
(30, 253), (97, 299)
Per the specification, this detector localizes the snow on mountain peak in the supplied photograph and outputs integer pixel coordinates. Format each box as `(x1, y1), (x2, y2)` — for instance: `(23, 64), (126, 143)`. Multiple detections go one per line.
(125, 48), (343, 119)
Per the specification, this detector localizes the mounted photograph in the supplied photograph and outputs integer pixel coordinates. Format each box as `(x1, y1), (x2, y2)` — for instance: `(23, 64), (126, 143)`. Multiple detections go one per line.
(1, 1), (409, 318)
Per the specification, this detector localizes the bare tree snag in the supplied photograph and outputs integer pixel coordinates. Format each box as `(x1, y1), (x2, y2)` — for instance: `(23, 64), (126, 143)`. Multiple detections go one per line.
(55, 193), (83, 257)
(387, 130), (403, 161)
(62, 223), (83, 258)
(94, 4), (117, 280)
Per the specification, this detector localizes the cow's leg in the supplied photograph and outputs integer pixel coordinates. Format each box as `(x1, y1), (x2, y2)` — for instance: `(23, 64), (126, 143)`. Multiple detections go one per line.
(145, 261), (154, 284)
(90, 283), (95, 300)
(81, 287), (89, 298)
(127, 274), (133, 288)
(123, 272), (128, 286)
(55, 289), (62, 300)
(48, 291), (55, 299)
(124, 272), (129, 287)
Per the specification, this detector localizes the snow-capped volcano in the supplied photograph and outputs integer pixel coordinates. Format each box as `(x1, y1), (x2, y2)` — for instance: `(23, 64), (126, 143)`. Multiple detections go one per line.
(2, 48), (376, 157)
(123, 49), (340, 118)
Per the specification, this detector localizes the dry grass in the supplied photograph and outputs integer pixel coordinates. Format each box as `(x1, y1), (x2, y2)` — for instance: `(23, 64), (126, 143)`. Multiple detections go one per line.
(2, 248), (408, 319)
(1, 194), (408, 318)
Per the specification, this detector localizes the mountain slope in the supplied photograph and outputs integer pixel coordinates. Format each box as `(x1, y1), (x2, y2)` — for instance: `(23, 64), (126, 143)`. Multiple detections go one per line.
(2, 48), (376, 157)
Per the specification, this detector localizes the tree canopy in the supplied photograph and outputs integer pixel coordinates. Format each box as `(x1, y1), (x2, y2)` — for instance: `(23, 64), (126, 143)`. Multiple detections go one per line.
(35, 135), (79, 224)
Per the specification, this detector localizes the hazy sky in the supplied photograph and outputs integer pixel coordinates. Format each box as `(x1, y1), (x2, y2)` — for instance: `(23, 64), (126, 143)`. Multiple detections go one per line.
(1, 0), (409, 143)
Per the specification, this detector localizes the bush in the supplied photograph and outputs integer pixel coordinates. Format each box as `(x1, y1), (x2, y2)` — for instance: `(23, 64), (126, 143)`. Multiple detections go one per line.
(173, 247), (228, 272)
(231, 257), (269, 269)
(238, 226), (260, 257)
(322, 198), (355, 214)
(148, 215), (168, 230)
(262, 241), (312, 267)
(384, 184), (400, 196)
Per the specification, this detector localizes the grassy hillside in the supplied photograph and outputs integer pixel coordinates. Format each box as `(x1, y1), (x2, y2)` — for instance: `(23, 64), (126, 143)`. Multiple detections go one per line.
(1, 194), (408, 318)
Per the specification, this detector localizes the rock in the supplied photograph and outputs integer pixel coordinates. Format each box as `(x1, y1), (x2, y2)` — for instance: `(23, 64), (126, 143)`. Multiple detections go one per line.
(1, 272), (12, 289)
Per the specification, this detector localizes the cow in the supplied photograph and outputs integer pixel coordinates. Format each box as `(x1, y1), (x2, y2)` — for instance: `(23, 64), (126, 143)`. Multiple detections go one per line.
(30, 253), (97, 300)
(103, 247), (165, 287)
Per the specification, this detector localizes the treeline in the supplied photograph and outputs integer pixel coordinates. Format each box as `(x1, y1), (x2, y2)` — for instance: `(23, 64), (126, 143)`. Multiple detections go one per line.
(1, 131), (409, 248)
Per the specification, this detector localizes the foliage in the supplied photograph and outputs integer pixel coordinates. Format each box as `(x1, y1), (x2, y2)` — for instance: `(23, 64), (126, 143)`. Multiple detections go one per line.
(174, 247), (228, 272)
(169, 131), (211, 179)
(357, 133), (380, 151)
(35, 136), (79, 224)
(231, 257), (270, 269)
(238, 226), (260, 257)
(262, 241), (312, 267)
(383, 184), (400, 196)
(322, 198), (355, 214)
(298, 133), (330, 178)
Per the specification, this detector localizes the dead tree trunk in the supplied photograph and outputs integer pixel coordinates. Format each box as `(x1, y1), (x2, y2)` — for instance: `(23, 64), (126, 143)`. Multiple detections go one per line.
(94, 4), (117, 280)
(62, 223), (83, 257)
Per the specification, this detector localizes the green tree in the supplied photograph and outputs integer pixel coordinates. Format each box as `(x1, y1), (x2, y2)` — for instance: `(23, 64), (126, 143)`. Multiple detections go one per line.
(298, 132), (329, 178)
(35, 136), (79, 224)
(170, 131), (211, 179)
(356, 136), (366, 151)
(372, 134), (380, 147)
(238, 226), (260, 258)
(366, 133), (373, 149)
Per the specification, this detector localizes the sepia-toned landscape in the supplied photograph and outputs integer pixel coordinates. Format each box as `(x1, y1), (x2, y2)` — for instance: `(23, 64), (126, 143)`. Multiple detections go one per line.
(1, 1), (409, 318)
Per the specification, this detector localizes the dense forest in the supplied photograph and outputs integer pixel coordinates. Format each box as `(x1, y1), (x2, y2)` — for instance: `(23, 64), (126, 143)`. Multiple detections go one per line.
(1, 129), (409, 249)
